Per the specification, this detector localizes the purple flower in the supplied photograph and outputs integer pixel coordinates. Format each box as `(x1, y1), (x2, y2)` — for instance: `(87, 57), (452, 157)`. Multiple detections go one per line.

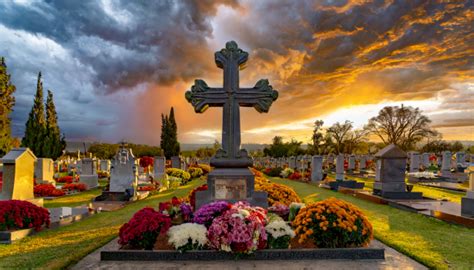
(193, 201), (231, 228)
(179, 203), (193, 221)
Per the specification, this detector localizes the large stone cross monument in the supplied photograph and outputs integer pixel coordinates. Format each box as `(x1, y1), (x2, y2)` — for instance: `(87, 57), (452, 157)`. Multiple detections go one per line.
(186, 41), (278, 209)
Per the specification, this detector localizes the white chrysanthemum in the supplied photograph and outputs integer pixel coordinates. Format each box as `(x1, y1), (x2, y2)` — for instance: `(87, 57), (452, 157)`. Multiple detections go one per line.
(167, 223), (208, 249)
(265, 221), (295, 239)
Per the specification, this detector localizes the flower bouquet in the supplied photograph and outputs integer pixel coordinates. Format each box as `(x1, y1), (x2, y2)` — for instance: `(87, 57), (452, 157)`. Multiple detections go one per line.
(159, 197), (193, 225)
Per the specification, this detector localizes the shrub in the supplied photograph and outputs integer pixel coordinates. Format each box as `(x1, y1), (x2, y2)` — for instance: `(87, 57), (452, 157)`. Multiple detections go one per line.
(292, 198), (373, 248)
(264, 167), (283, 177)
(187, 167), (204, 178)
(166, 168), (191, 183)
(61, 183), (87, 192)
(34, 184), (65, 197)
(118, 207), (172, 250)
(0, 200), (50, 231)
(255, 182), (301, 206)
(208, 202), (267, 254)
(167, 223), (208, 252)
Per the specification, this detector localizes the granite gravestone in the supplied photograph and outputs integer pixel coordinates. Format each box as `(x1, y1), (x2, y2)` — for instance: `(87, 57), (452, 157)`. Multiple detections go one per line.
(100, 160), (111, 172)
(154, 156), (166, 180)
(409, 152), (420, 172)
(78, 158), (98, 189)
(311, 155), (323, 183)
(35, 158), (55, 186)
(456, 152), (466, 165)
(335, 154), (344, 181)
(422, 153), (430, 168)
(461, 165), (474, 216)
(171, 156), (181, 169)
(0, 148), (43, 206)
(359, 155), (367, 170)
(186, 41), (278, 209)
(441, 151), (451, 175)
(348, 155), (356, 172)
(373, 144), (422, 199)
(109, 147), (138, 193)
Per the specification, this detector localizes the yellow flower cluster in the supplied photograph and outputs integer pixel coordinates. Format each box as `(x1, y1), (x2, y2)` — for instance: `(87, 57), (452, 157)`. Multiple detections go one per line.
(292, 197), (373, 248)
(256, 180), (301, 206)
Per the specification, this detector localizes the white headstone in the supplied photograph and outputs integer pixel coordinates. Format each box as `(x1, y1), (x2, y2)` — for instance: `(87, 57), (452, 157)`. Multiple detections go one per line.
(110, 147), (138, 193)
(35, 158), (55, 185)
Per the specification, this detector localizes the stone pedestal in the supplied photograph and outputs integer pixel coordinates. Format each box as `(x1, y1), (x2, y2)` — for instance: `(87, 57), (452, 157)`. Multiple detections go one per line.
(195, 168), (267, 210)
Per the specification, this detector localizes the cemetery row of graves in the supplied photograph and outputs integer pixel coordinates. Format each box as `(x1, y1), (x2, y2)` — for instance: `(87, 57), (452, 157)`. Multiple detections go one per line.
(0, 142), (473, 268)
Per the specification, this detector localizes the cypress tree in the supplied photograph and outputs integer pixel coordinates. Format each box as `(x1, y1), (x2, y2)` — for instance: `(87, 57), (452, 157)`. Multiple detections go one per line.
(22, 72), (47, 157)
(43, 90), (66, 159)
(0, 57), (16, 156)
(159, 107), (180, 159)
(168, 107), (180, 156)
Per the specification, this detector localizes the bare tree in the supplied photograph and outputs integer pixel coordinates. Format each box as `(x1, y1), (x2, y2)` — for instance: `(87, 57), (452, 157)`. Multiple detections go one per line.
(365, 105), (437, 151)
(310, 120), (324, 154)
(327, 120), (353, 154)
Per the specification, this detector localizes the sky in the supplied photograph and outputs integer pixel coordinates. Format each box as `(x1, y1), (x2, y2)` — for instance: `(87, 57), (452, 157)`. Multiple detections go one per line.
(1, 0), (473, 145)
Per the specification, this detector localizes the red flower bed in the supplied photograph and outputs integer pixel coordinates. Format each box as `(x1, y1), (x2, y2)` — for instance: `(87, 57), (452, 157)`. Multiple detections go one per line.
(118, 207), (171, 250)
(186, 184), (208, 210)
(34, 184), (65, 197)
(0, 171), (3, 190)
(61, 183), (87, 192)
(0, 200), (50, 231)
(288, 172), (302, 180)
(137, 185), (156, 191)
(56, 175), (77, 184)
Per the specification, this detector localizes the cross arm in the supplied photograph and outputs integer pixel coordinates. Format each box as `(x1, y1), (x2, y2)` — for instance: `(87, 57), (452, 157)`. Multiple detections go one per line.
(185, 79), (227, 113)
(237, 79), (278, 113)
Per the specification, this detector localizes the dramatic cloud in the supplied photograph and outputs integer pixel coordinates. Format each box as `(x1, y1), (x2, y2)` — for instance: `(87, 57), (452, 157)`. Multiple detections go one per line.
(1, 0), (472, 145)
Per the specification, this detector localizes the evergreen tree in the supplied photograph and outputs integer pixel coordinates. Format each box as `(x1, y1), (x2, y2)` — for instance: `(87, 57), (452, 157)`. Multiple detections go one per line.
(22, 72), (47, 157)
(160, 107), (180, 158)
(43, 90), (66, 159)
(0, 57), (16, 156)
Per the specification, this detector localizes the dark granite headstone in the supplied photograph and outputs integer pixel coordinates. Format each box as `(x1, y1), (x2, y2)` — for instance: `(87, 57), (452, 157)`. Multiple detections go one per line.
(186, 41), (278, 209)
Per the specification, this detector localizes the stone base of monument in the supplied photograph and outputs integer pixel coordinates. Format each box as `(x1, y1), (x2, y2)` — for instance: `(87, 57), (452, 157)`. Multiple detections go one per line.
(101, 248), (385, 261)
(373, 190), (423, 200)
(328, 180), (364, 190)
(79, 175), (99, 189)
(461, 194), (474, 217)
(95, 191), (136, 202)
(195, 168), (267, 210)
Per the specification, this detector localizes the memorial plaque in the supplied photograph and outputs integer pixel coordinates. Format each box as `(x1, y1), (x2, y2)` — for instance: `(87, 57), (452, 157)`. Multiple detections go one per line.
(214, 179), (247, 200)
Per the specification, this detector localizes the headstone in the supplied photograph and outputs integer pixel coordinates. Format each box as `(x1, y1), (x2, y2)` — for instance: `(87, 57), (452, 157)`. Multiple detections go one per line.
(35, 158), (55, 185)
(109, 147), (138, 193)
(348, 155), (356, 171)
(441, 151), (451, 175)
(154, 156), (166, 180)
(100, 160), (110, 172)
(373, 144), (422, 199)
(335, 154), (344, 181)
(456, 152), (466, 165)
(311, 156), (323, 183)
(0, 148), (43, 206)
(422, 153), (430, 168)
(289, 156), (296, 169)
(78, 158), (98, 189)
(171, 156), (181, 169)
(359, 155), (367, 170)
(461, 165), (474, 216)
(185, 41), (278, 209)
(409, 152), (420, 172)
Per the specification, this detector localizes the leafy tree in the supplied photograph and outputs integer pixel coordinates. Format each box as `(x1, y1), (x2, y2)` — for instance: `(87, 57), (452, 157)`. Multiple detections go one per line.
(88, 143), (119, 159)
(22, 72), (47, 157)
(449, 141), (464, 153)
(365, 105), (437, 151)
(0, 57), (16, 156)
(327, 121), (353, 154)
(43, 90), (66, 159)
(263, 136), (305, 157)
(160, 107), (180, 158)
(310, 120), (325, 154)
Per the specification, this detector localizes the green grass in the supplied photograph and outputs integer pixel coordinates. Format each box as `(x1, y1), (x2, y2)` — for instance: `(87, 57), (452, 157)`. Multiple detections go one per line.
(329, 173), (465, 203)
(44, 179), (109, 208)
(269, 177), (474, 270)
(0, 178), (205, 269)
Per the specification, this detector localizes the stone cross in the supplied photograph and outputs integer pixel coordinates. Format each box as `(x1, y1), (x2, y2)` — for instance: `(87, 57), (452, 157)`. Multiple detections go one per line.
(186, 41), (278, 167)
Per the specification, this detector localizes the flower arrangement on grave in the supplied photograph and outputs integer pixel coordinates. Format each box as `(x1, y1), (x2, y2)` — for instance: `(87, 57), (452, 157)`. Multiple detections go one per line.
(207, 202), (267, 254)
(196, 164), (212, 174)
(118, 207), (172, 250)
(292, 198), (373, 248)
(288, 171), (302, 180)
(268, 203), (290, 220)
(193, 201), (231, 228)
(158, 197), (193, 224)
(187, 167), (204, 178)
(97, 171), (109, 178)
(0, 200), (50, 231)
(186, 184), (208, 210)
(34, 184), (65, 197)
(264, 167), (283, 177)
(166, 168), (191, 183)
(56, 175), (78, 184)
(61, 183), (87, 192)
(255, 182), (301, 206)
(167, 223), (208, 252)
(137, 184), (157, 192)
(265, 216), (295, 249)
(250, 167), (264, 177)
(139, 156), (154, 173)
(288, 202), (305, 222)
(280, 168), (294, 178)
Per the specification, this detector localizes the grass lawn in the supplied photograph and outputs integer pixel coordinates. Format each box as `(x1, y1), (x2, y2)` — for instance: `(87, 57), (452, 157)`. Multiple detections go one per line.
(44, 179), (109, 208)
(329, 173), (465, 203)
(269, 177), (474, 270)
(0, 178), (205, 269)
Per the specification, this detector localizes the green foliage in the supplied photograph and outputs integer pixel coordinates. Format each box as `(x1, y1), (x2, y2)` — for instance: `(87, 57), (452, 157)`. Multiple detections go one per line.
(187, 167), (204, 178)
(88, 143), (161, 159)
(263, 136), (305, 157)
(266, 167), (283, 177)
(160, 107), (180, 159)
(0, 57), (16, 156)
(419, 140), (466, 154)
(42, 90), (66, 159)
(22, 72), (47, 157)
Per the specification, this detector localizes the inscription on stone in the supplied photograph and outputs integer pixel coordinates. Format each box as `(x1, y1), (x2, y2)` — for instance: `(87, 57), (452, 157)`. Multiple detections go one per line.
(214, 179), (246, 200)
